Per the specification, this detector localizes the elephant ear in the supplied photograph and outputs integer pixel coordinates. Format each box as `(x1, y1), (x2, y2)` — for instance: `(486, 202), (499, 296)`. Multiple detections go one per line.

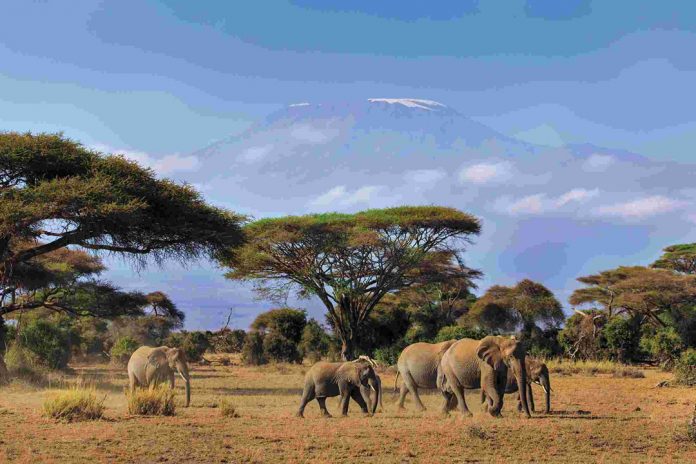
(147, 348), (168, 369)
(357, 363), (373, 383)
(476, 337), (503, 369)
(499, 338), (519, 359)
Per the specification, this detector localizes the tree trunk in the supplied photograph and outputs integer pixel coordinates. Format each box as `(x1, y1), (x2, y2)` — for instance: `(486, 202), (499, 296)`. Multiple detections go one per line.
(340, 337), (356, 361)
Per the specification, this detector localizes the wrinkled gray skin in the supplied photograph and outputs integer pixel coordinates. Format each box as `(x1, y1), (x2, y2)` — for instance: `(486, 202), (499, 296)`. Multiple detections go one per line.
(127, 346), (191, 407)
(297, 360), (380, 418)
(395, 340), (457, 411)
(365, 373), (384, 412)
(439, 336), (531, 418)
(497, 356), (551, 414)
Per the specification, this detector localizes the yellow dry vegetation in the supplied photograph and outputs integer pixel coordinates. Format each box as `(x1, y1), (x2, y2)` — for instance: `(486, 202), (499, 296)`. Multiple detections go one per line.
(0, 356), (694, 463)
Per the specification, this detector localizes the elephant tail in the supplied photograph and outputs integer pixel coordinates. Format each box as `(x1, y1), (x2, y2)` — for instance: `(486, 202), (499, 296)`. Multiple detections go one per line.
(393, 370), (400, 393)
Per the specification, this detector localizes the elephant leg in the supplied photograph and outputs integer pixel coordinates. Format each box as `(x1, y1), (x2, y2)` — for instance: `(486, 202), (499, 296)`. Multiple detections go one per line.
(128, 371), (138, 394)
(451, 384), (472, 417)
(440, 390), (454, 415)
(340, 391), (351, 416)
(516, 392), (522, 412)
(397, 382), (408, 410)
(169, 371), (175, 390)
(403, 372), (426, 411)
(316, 397), (332, 418)
(297, 384), (315, 418)
(527, 383), (536, 413)
(350, 389), (369, 415)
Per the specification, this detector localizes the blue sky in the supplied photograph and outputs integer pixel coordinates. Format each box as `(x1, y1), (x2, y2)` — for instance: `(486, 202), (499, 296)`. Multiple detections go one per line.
(3, 1), (696, 329)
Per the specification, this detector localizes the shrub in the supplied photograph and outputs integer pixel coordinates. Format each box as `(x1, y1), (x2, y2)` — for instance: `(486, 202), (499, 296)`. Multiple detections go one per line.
(604, 316), (642, 363)
(0, 355), (9, 385)
(263, 332), (301, 363)
(373, 345), (403, 366)
(19, 319), (72, 369)
(687, 405), (696, 443)
(674, 349), (696, 386)
(433, 326), (487, 343)
(241, 332), (266, 365)
(251, 308), (307, 344)
(299, 319), (331, 362)
(127, 387), (176, 416)
(219, 399), (240, 418)
(43, 387), (105, 422)
(110, 336), (140, 366)
(4, 344), (46, 383)
(212, 329), (246, 353)
(641, 327), (684, 368)
(166, 331), (211, 362)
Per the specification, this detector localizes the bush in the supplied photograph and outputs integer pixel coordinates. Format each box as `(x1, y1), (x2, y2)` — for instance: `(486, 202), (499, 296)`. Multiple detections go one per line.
(251, 308), (307, 343)
(674, 349), (696, 386)
(211, 329), (246, 353)
(641, 327), (684, 368)
(110, 336), (140, 366)
(0, 355), (9, 385)
(127, 386), (176, 416)
(241, 332), (266, 365)
(19, 319), (72, 369)
(433, 326), (487, 343)
(166, 331), (211, 362)
(373, 344), (404, 366)
(299, 319), (331, 362)
(4, 344), (47, 383)
(43, 387), (105, 422)
(263, 332), (301, 363)
(219, 399), (240, 418)
(604, 316), (642, 363)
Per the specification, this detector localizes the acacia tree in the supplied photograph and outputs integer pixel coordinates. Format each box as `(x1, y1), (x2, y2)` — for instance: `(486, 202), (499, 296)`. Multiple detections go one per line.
(569, 266), (696, 327)
(652, 243), (696, 274)
(0, 132), (244, 321)
(468, 279), (564, 334)
(222, 206), (481, 359)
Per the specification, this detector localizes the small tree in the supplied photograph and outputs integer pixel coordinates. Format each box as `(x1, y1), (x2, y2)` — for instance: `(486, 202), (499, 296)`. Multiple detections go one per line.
(251, 308), (307, 344)
(299, 319), (332, 362)
(223, 206), (481, 359)
(211, 328), (247, 353)
(110, 336), (140, 365)
(18, 318), (72, 369)
(263, 332), (301, 363)
(241, 332), (266, 365)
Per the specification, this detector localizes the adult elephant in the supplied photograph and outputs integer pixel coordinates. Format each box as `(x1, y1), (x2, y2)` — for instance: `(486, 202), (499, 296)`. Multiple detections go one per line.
(127, 346), (191, 407)
(296, 358), (380, 418)
(500, 357), (551, 414)
(395, 340), (457, 411)
(439, 336), (531, 418)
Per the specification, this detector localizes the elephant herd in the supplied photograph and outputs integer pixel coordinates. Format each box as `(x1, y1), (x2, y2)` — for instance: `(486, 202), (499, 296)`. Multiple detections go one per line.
(125, 335), (551, 420)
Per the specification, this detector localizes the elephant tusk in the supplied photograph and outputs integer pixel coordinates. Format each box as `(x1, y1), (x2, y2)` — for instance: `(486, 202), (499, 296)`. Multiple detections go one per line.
(541, 385), (548, 394)
(179, 372), (187, 383)
(370, 384), (376, 392)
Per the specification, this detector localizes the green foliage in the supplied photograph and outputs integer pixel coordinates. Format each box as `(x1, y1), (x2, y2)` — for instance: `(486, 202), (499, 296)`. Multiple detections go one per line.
(603, 316), (642, 363)
(262, 332), (301, 363)
(3, 344), (47, 383)
(241, 332), (267, 366)
(674, 349), (696, 386)
(18, 318), (72, 369)
(110, 336), (140, 366)
(373, 344), (405, 366)
(652, 243), (696, 274)
(433, 325), (487, 343)
(165, 331), (211, 362)
(251, 308), (306, 344)
(640, 327), (684, 368)
(299, 319), (332, 362)
(211, 328), (247, 353)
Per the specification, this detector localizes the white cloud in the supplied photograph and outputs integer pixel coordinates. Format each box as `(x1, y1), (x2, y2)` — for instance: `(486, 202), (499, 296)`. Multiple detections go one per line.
(97, 145), (199, 175)
(404, 169), (446, 185)
(583, 154), (615, 172)
(459, 161), (513, 184)
(556, 188), (599, 207)
(310, 185), (382, 208)
(290, 124), (338, 144)
(239, 145), (273, 164)
(506, 194), (546, 214)
(595, 195), (685, 219)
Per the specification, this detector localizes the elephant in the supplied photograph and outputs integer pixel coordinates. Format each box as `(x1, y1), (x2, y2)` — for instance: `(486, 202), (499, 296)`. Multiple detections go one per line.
(439, 336), (531, 418)
(497, 356), (551, 414)
(296, 358), (380, 418)
(127, 346), (191, 407)
(395, 340), (457, 411)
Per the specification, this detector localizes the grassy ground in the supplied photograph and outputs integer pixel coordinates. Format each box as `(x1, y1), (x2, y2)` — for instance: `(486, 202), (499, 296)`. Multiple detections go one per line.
(0, 357), (694, 463)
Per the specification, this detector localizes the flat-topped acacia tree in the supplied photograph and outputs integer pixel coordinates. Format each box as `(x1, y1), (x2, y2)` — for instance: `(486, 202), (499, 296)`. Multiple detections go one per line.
(222, 206), (481, 359)
(0, 132), (245, 319)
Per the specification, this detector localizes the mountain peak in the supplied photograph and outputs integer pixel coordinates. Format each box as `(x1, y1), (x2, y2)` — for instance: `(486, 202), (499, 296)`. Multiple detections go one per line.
(367, 98), (446, 111)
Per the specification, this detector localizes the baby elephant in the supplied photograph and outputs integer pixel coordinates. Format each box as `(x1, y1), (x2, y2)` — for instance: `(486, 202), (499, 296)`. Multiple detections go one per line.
(297, 359), (381, 418)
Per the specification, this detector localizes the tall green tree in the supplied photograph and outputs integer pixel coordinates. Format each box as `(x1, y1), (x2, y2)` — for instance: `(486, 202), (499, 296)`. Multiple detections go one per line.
(0, 132), (244, 321)
(652, 243), (696, 274)
(222, 206), (481, 359)
(468, 279), (564, 334)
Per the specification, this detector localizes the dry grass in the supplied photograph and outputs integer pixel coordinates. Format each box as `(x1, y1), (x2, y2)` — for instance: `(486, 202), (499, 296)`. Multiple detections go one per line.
(219, 399), (240, 418)
(42, 387), (105, 423)
(126, 386), (176, 416)
(546, 359), (646, 378)
(0, 360), (694, 463)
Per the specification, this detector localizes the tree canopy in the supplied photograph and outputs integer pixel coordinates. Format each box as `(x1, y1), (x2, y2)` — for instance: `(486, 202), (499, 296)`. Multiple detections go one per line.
(0, 132), (245, 320)
(222, 206), (481, 359)
(652, 243), (696, 274)
(468, 279), (564, 333)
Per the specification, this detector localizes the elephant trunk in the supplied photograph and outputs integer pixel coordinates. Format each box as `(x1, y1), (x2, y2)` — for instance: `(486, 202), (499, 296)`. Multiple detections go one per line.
(540, 369), (551, 414)
(368, 377), (380, 415)
(514, 357), (531, 418)
(176, 359), (191, 408)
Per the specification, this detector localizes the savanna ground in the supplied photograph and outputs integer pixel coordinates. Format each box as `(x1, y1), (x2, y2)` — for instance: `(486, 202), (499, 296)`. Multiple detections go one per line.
(0, 356), (694, 463)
